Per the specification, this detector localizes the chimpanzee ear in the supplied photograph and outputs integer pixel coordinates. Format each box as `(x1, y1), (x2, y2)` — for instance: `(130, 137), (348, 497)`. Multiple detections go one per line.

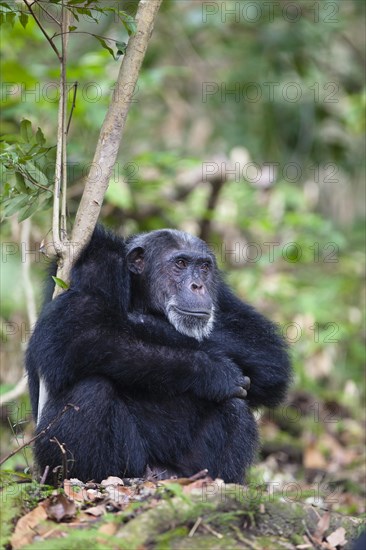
(127, 246), (145, 275)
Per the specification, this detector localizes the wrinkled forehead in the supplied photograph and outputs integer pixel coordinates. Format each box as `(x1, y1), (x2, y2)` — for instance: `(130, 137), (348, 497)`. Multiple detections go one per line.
(154, 230), (215, 259)
(127, 229), (214, 258)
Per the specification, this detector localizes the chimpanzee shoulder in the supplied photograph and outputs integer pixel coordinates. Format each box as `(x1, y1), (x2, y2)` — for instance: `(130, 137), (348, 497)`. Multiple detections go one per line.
(70, 225), (129, 310)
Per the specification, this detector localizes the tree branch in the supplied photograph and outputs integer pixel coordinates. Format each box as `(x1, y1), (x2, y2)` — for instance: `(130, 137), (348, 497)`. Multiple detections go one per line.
(23, 0), (60, 59)
(199, 177), (226, 242)
(60, 24), (69, 241)
(34, 0), (60, 26)
(66, 82), (78, 134)
(52, 1), (70, 260)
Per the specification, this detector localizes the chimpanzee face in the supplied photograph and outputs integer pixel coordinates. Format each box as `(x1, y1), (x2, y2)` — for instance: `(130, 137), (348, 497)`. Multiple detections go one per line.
(161, 247), (216, 341)
(127, 230), (217, 341)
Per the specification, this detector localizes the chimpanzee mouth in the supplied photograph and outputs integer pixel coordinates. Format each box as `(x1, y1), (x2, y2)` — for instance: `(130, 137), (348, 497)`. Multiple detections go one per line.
(167, 301), (215, 340)
(173, 306), (211, 319)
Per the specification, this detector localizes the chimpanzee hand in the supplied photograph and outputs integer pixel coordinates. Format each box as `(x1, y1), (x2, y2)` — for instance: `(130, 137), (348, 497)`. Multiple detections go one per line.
(234, 374), (251, 398)
(193, 350), (251, 403)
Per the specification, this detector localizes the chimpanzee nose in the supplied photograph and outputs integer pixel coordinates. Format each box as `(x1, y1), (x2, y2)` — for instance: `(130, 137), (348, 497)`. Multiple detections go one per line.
(190, 282), (204, 295)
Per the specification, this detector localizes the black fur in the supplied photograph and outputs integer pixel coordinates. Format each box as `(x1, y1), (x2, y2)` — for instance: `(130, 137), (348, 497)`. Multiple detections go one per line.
(26, 226), (291, 484)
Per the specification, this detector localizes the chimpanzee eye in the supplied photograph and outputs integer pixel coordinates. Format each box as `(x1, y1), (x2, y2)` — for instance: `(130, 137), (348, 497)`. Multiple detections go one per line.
(175, 259), (187, 269)
(200, 263), (210, 273)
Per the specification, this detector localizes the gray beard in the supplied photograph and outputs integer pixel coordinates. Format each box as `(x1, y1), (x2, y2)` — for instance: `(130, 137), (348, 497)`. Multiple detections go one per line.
(166, 302), (215, 342)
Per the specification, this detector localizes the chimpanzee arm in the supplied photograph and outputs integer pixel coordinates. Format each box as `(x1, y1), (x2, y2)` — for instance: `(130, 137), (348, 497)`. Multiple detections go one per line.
(26, 290), (248, 407)
(211, 284), (292, 408)
(127, 296), (290, 408)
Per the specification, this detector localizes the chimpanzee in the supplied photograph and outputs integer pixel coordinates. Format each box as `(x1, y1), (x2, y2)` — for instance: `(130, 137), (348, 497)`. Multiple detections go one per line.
(26, 225), (291, 484)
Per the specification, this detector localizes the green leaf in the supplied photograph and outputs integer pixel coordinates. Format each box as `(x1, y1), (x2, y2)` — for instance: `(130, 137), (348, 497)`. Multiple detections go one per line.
(95, 36), (115, 59)
(2, 194), (30, 217)
(17, 197), (40, 222)
(0, 2), (12, 10)
(68, 25), (77, 31)
(35, 127), (46, 146)
(52, 276), (69, 290)
(19, 11), (28, 28)
(1, 182), (11, 197)
(120, 13), (136, 36)
(20, 119), (32, 143)
(0, 134), (23, 143)
(5, 10), (15, 26)
(70, 10), (79, 22)
(31, 146), (54, 160)
(75, 7), (98, 23)
(23, 161), (49, 187)
(15, 172), (28, 193)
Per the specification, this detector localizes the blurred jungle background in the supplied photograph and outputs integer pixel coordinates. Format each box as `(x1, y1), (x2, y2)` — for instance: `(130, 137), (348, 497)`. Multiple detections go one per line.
(1, 0), (365, 516)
